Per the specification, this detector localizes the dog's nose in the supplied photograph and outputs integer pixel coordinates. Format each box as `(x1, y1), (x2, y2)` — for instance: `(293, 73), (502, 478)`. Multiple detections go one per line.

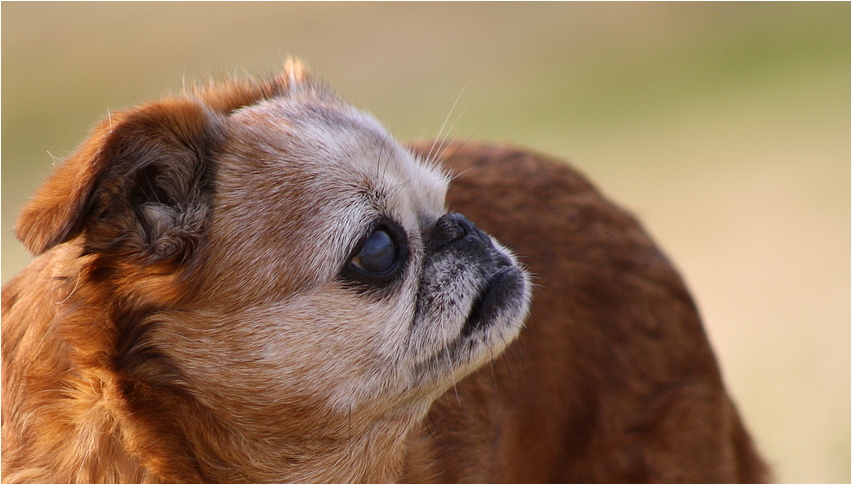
(432, 213), (490, 248)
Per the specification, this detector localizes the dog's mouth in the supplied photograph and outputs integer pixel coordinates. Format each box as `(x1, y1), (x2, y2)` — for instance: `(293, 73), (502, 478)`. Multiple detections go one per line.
(407, 214), (529, 386)
(462, 265), (525, 337)
(406, 249), (529, 393)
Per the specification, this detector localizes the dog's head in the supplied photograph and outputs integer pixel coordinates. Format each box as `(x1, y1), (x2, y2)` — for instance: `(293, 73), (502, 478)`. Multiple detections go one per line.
(14, 62), (530, 480)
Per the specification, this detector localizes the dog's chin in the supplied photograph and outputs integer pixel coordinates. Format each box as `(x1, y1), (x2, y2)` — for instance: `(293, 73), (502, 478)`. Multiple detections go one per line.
(411, 258), (530, 390)
(462, 264), (526, 336)
(459, 263), (528, 358)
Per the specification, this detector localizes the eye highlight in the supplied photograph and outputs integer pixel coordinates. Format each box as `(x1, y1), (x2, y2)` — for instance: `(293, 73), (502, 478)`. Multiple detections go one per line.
(343, 219), (408, 288)
(351, 228), (396, 275)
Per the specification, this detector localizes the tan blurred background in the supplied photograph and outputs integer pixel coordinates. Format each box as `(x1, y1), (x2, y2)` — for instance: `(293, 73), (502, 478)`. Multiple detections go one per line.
(2, 3), (848, 482)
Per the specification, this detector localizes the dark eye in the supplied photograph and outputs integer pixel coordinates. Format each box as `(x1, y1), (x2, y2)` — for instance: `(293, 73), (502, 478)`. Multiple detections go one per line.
(351, 228), (397, 275)
(343, 220), (408, 288)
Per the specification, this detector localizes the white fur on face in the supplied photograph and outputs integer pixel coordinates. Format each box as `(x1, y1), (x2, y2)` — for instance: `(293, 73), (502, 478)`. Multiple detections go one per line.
(175, 91), (529, 418)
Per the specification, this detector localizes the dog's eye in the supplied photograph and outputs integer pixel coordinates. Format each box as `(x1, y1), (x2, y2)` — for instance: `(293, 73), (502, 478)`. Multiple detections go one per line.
(351, 228), (397, 275)
(343, 220), (408, 288)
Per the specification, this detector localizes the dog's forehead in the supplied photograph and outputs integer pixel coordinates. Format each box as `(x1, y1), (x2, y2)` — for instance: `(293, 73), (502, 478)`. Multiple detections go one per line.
(211, 95), (450, 293)
(226, 97), (448, 224)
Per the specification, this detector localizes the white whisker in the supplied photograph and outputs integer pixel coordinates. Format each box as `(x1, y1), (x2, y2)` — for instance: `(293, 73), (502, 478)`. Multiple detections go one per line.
(433, 101), (469, 163)
(427, 87), (467, 164)
(445, 351), (462, 407)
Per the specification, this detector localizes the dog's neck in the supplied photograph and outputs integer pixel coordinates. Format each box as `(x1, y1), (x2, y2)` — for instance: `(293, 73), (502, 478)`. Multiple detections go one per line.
(144, 400), (424, 482)
(274, 411), (421, 483)
(115, 366), (427, 482)
(1, 246), (425, 483)
(19, 351), (424, 483)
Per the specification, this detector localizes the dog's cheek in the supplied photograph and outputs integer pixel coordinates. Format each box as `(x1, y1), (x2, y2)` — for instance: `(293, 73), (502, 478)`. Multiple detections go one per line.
(149, 288), (415, 417)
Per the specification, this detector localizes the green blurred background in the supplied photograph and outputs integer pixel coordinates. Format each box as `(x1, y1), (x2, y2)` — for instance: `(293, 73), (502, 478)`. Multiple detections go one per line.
(2, 2), (849, 482)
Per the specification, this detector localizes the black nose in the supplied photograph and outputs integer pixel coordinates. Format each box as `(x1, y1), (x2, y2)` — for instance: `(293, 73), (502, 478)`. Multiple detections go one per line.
(431, 213), (490, 249)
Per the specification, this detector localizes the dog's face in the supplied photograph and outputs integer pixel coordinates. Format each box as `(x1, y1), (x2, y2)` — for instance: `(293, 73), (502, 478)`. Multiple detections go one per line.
(168, 89), (530, 417)
(12, 65), (529, 479)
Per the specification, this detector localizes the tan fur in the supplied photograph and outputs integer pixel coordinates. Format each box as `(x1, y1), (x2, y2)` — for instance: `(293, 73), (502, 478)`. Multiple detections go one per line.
(2, 63), (768, 482)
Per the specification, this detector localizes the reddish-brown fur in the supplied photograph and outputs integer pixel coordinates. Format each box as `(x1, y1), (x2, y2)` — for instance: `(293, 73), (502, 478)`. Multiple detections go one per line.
(404, 142), (769, 482)
(2, 70), (769, 482)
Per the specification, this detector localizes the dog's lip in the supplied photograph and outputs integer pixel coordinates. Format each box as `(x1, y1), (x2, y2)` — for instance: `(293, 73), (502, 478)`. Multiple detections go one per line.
(462, 265), (523, 336)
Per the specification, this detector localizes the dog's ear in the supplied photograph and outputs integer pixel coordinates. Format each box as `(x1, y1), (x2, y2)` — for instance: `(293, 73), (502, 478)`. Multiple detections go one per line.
(15, 97), (222, 264)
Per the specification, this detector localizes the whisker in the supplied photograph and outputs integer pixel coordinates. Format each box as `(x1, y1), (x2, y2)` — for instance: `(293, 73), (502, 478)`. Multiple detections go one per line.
(517, 338), (530, 381)
(427, 87), (467, 163)
(501, 357), (517, 399)
(488, 347), (508, 395)
(494, 335), (520, 399)
(444, 351), (462, 408)
(433, 101), (469, 164)
(377, 123), (401, 181)
(425, 413), (464, 464)
(448, 167), (476, 184)
(430, 308), (462, 410)
(385, 176), (417, 200)
(432, 133), (477, 172)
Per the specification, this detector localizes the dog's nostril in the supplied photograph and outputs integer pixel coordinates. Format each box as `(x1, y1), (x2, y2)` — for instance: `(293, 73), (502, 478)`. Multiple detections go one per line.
(436, 213), (472, 242)
(433, 213), (490, 249)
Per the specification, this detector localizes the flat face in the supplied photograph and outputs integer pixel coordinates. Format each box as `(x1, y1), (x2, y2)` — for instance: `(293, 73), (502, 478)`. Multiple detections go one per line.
(144, 89), (529, 431)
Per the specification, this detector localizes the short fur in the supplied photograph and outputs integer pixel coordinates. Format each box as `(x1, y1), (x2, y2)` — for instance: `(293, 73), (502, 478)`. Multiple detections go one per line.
(403, 142), (770, 482)
(2, 62), (768, 483)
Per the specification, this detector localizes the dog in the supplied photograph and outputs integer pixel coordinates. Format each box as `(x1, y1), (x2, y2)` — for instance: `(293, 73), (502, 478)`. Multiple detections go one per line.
(1, 61), (768, 483)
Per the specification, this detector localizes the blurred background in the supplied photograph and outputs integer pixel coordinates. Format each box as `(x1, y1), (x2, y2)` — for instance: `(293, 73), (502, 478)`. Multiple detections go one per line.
(2, 3), (848, 482)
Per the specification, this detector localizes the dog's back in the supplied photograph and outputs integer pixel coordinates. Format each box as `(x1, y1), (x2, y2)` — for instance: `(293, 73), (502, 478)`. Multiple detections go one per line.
(402, 141), (769, 482)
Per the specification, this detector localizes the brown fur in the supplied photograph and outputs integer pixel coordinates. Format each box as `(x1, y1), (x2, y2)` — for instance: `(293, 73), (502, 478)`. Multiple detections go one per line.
(403, 142), (770, 482)
(2, 67), (768, 482)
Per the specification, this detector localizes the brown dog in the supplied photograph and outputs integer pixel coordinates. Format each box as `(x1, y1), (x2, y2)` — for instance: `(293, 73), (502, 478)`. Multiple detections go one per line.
(2, 62), (768, 483)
